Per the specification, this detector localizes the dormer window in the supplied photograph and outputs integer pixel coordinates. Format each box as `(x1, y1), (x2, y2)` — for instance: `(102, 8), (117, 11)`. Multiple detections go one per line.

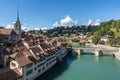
(28, 56), (34, 61)
(11, 62), (16, 67)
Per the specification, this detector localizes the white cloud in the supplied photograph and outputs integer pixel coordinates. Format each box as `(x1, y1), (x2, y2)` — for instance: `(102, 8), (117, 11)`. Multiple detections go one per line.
(12, 22), (15, 24)
(87, 19), (93, 26)
(53, 15), (78, 27)
(60, 16), (77, 27)
(32, 27), (50, 30)
(5, 24), (13, 29)
(83, 19), (100, 26)
(21, 25), (31, 31)
(5, 23), (31, 31)
(53, 22), (60, 27)
(41, 27), (48, 30)
(34, 27), (40, 30)
(93, 19), (100, 26)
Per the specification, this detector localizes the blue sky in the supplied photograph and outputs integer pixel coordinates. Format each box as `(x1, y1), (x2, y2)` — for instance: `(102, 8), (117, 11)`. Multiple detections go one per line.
(0, 0), (120, 30)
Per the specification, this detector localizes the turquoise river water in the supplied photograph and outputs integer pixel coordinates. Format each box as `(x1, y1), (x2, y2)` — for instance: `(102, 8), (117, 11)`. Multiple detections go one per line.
(36, 52), (120, 80)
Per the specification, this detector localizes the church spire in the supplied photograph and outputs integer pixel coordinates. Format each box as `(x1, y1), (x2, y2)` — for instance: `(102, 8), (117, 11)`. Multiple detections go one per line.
(17, 4), (19, 21)
(14, 3), (21, 41)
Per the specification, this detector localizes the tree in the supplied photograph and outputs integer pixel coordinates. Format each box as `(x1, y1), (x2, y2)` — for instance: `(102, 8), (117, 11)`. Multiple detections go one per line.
(67, 43), (72, 47)
(108, 38), (117, 46)
(72, 38), (80, 43)
(106, 30), (114, 36)
(21, 30), (26, 38)
(116, 20), (120, 28)
(92, 35), (100, 44)
(98, 40), (105, 45)
(57, 38), (67, 42)
(79, 42), (82, 45)
(0, 34), (5, 42)
(0, 26), (4, 28)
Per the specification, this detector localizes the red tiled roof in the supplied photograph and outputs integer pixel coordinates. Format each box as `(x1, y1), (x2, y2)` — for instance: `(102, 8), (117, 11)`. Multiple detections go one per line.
(80, 39), (88, 43)
(40, 43), (49, 52)
(31, 47), (44, 58)
(57, 42), (62, 47)
(0, 68), (22, 80)
(0, 29), (12, 35)
(9, 46), (18, 53)
(24, 35), (45, 45)
(24, 37), (31, 41)
(15, 42), (27, 50)
(47, 44), (55, 50)
(1, 46), (18, 56)
(15, 42), (24, 47)
(15, 50), (35, 67)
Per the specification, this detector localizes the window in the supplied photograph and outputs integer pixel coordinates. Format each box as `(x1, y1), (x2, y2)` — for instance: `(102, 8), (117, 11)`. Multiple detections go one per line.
(26, 69), (33, 76)
(6, 37), (8, 39)
(34, 62), (37, 65)
(42, 67), (45, 70)
(28, 56), (34, 61)
(38, 69), (41, 73)
(26, 63), (33, 68)
(40, 62), (45, 66)
(38, 57), (45, 63)
(11, 35), (14, 39)
(11, 62), (16, 67)
(34, 67), (37, 71)
(38, 65), (40, 68)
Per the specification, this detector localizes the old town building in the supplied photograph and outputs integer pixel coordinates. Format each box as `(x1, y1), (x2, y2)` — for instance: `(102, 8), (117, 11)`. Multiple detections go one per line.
(0, 34), (68, 80)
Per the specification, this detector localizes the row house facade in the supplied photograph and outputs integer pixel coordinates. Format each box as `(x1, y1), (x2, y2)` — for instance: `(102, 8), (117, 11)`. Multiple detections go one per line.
(0, 34), (68, 80)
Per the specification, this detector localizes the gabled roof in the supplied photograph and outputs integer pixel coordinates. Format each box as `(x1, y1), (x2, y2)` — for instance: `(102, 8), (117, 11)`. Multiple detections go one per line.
(80, 38), (88, 43)
(15, 42), (25, 47)
(31, 47), (44, 59)
(40, 43), (49, 52)
(15, 42), (27, 50)
(0, 68), (22, 80)
(15, 50), (35, 67)
(10, 29), (18, 35)
(1, 46), (19, 55)
(0, 29), (17, 35)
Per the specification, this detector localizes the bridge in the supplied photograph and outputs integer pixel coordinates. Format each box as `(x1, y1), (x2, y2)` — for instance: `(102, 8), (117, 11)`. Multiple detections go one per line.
(71, 47), (119, 57)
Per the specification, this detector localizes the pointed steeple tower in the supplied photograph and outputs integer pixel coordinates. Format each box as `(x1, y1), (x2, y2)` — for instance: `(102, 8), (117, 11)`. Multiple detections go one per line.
(14, 5), (21, 41)
(17, 5), (20, 22)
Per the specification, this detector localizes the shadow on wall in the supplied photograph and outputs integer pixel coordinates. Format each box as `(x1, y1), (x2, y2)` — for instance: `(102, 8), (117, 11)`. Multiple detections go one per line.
(35, 54), (75, 80)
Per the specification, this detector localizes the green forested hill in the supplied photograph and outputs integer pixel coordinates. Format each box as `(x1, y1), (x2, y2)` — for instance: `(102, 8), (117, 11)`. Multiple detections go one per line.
(28, 19), (120, 38)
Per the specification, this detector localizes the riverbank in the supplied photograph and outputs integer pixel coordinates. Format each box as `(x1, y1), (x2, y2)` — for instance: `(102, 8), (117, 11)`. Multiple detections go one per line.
(113, 52), (120, 60)
(36, 52), (120, 80)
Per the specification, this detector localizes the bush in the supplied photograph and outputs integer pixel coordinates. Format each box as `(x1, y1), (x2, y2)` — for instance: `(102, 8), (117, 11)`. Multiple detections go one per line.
(67, 43), (72, 47)
(98, 40), (105, 45)
(72, 38), (79, 43)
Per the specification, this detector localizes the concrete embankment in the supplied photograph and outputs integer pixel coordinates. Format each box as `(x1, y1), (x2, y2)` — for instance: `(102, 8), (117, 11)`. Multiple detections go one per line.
(113, 52), (120, 60)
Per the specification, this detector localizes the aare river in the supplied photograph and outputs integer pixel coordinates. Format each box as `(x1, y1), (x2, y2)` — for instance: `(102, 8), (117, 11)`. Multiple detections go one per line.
(36, 52), (120, 80)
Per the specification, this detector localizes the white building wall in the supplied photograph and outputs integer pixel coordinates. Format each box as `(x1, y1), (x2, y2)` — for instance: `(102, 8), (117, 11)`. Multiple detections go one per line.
(18, 47), (67, 80)
(22, 54), (57, 80)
